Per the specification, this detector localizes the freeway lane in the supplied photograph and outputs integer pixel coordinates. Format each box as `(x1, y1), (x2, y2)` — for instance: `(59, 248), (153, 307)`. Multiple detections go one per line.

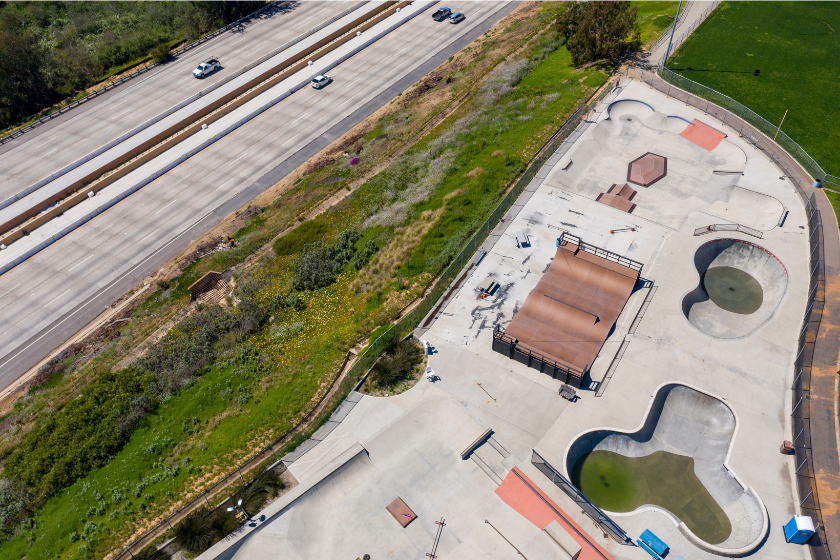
(0, 2), (513, 392)
(0, 1), (359, 203)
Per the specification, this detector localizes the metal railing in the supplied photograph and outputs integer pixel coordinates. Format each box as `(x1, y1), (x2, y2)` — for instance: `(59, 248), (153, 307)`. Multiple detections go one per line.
(648, 0), (695, 54)
(0, 1), (285, 145)
(492, 327), (585, 387)
(560, 232), (644, 271)
(638, 63), (832, 560)
(531, 450), (634, 546)
(693, 223), (763, 239)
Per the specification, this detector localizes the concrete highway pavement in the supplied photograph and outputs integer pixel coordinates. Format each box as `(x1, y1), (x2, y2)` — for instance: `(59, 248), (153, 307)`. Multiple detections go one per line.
(0, 1), (358, 202)
(0, 1), (514, 392)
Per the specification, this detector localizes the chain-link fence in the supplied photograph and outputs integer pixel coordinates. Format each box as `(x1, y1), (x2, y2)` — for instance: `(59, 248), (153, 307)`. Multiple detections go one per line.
(648, 0), (696, 54)
(792, 192), (831, 560)
(653, 49), (839, 192)
(657, 0), (722, 65)
(112, 70), (627, 559)
(637, 65), (832, 560)
(531, 450), (634, 547)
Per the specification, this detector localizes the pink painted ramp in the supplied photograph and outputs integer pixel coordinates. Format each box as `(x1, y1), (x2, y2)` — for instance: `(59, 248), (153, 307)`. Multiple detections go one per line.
(680, 119), (727, 151)
(495, 467), (615, 560)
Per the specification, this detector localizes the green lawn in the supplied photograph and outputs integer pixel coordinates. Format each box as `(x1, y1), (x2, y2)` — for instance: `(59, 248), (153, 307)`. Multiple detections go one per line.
(665, 1), (840, 176)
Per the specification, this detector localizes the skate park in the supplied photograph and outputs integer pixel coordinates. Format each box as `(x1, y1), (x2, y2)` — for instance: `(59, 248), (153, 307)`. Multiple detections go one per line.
(197, 78), (812, 560)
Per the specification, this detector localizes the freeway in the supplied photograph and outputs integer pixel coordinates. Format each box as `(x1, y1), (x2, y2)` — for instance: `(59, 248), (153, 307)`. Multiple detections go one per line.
(0, 1), (359, 203)
(0, 1), (513, 392)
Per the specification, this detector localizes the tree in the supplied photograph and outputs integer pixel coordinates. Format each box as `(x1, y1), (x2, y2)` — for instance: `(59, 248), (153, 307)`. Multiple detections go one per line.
(556, 1), (641, 67)
(0, 25), (57, 128)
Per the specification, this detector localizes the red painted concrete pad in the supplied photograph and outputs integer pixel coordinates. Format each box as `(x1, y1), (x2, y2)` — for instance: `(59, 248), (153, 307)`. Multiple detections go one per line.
(679, 118), (727, 151)
(495, 467), (614, 560)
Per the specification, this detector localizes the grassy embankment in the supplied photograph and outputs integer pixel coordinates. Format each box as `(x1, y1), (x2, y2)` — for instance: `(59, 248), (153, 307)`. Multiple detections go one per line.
(665, 1), (840, 177)
(633, 1), (679, 47)
(0, 4), (672, 558)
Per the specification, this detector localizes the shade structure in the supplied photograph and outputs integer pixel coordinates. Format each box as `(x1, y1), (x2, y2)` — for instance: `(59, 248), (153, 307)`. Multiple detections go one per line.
(627, 153), (667, 187)
(504, 239), (639, 374)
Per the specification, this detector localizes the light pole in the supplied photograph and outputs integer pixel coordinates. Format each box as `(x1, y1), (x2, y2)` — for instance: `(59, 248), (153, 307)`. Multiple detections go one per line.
(227, 498), (251, 522)
(663, 0), (684, 68)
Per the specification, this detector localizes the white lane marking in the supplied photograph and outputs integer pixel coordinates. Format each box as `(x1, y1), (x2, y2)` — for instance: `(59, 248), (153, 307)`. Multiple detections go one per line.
(40, 148), (58, 158)
(155, 200), (178, 215)
(67, 254), (94, 272)
(111, 108), (132, 120)
(231, 36), (249, 46)
(392, 46), (408, 57)
(46, 289), (71, 308)
(169, 174), (191, 188)
(281, 133), (300, 147)
(290, 112), (309, 124)
(227, 152), (249, 166)
(137, 229), (160, 245)
(0, 283), (21, 301)
(32, 136), (58, 150)
(243, 129), (260, 141)
(175, 76), (192, 85)
(90, 224), (113, 239)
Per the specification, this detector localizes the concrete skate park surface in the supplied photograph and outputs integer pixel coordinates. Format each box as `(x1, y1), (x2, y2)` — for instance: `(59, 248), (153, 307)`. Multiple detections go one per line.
(197, 81), (810, 560)
(565, 383), (768, 554)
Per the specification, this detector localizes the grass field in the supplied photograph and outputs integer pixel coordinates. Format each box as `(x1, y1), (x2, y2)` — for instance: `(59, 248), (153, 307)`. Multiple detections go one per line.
(665, 1), (840, 176)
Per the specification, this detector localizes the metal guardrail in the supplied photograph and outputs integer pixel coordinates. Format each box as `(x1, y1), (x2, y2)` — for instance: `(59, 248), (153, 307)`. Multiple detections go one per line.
(0, 1), (285, 145)
(560, 232), (644, 271)
(531, 449), (635, 546)
(693, 223), (763, 239)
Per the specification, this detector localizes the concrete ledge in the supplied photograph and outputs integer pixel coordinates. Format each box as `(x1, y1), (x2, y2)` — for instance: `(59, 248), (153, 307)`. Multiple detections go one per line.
(460, 427), (493, 459)
(196, 442), (367, 560)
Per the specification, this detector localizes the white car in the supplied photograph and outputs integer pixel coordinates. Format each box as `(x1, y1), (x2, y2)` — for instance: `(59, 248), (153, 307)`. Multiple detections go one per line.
(311, 75), (333, 89)
(193, 59), (220, 78)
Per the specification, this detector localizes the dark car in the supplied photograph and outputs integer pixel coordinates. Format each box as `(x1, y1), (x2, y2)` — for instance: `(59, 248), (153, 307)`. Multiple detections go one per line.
(432, 7), (451, 21)
(448, 12), (465, 24)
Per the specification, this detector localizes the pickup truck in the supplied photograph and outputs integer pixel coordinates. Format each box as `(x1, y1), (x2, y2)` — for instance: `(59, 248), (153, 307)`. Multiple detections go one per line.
(193, 59), (220, 78)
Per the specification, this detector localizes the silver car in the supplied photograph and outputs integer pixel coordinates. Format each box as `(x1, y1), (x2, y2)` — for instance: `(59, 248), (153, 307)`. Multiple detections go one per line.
(449, 12), (465, 24)
(311, 75), (333, 89)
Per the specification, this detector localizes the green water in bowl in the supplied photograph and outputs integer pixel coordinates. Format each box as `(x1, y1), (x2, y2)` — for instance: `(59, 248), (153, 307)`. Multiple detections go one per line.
(571, 450), (732, 544)
(702, 266), (763, 315)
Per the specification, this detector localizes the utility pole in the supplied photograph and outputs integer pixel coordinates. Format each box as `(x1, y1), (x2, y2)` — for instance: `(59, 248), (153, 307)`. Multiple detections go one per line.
(663, 0), (684, 68)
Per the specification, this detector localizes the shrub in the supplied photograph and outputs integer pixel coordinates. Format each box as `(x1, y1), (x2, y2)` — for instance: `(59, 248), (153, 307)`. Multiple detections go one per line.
(292, 230), (364, 290)
(231, 470), (284, 516)
(272, 220), (331, 256)
(370, 340), (423, 388)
